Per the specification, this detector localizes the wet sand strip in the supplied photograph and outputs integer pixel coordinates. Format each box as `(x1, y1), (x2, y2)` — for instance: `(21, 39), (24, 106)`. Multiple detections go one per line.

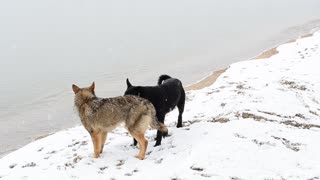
(185, 33), (313, 91)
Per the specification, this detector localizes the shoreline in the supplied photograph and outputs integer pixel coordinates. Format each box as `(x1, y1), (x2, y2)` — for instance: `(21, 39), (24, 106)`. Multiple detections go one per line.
(0, 33), (315, 159)
(185, 33), (314, 91)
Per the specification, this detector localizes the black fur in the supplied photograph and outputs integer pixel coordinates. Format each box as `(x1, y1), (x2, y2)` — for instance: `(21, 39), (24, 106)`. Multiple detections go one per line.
(125, 75), (185, 146)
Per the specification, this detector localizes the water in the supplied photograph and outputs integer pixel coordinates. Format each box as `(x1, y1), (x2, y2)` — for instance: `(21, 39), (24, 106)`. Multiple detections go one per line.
(0, 0), (320, 157)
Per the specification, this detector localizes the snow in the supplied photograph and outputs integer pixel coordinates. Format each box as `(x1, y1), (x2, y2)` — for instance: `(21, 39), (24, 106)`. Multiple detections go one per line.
(1, 31), (320, 179)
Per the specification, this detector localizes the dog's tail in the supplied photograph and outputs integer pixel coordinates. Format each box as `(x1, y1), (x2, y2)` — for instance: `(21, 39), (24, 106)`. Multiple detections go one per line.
(157, 74), (172, 85)
(150, 118), (168, 137)
(144, 100), (168, 137)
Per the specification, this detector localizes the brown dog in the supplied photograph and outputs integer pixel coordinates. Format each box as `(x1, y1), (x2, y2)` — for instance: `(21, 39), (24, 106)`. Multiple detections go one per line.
(72, 82), (168, 160)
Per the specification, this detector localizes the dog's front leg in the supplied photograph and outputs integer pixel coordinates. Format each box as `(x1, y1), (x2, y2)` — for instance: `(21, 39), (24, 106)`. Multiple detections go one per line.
(154, 114), (165, 146)
(100, 132), (108, 154)
(90, 132), (102, 158)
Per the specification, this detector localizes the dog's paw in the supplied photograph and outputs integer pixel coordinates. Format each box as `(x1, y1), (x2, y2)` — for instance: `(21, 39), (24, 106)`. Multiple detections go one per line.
(134, 155), (145, 160)
(93, 153), (100, 158)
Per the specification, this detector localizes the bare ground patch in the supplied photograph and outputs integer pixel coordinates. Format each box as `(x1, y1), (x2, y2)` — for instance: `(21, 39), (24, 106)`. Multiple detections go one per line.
(237, 112), (320, 129)
(280, 80), (307, 91)
(272, 136), (301, 152)
(280, 120), (320, 129)
(211, 117), (230, 123)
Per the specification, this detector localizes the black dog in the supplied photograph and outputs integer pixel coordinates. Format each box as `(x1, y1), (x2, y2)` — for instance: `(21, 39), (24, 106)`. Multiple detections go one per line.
(125, 75), (185, 146)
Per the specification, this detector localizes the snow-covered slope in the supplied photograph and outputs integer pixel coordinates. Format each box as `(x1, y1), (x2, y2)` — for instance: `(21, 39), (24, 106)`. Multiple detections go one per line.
(1, 31), (320, 179)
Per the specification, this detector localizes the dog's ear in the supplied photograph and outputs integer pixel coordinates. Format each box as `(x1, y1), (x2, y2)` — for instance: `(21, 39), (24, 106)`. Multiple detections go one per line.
(89, 82), (95, 92)
(72, 84), (80, 94)
(126, 78), (133, 88)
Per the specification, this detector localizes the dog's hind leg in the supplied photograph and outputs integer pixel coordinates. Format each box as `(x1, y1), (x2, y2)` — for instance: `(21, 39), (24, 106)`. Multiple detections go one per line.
(177, 89), (185, 128)
(130, 132), (148, 160)
(90, 132), (102, 158)
(155, 131), (162, 146)
(100, 132), (108, 154)
(128, 115), (151, 159)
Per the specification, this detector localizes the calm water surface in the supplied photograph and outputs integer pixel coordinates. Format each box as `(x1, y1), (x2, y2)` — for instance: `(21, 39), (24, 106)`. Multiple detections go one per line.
(1, 0), (320, 156)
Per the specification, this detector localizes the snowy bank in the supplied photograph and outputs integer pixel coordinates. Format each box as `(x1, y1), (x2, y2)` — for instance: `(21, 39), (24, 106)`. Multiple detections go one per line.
(1, 31), (320, 179)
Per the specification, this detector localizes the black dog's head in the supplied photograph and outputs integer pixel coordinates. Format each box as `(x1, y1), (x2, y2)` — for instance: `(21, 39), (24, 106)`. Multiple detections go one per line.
(124, 78), (143, 97)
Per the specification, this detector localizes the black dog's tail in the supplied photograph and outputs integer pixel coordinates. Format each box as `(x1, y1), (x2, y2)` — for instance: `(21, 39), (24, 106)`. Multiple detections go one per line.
(158, 74), (172, 85)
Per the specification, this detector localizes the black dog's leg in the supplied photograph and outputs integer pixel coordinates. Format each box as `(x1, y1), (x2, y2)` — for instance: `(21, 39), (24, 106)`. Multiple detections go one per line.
(154, 114), (165, 146)
(177, 89), (185, 128)
(133, 138), (138, 146)
(155, 131), (162, 146)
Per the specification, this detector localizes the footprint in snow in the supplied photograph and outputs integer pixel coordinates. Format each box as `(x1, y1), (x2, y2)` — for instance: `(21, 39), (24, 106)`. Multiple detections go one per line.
(99, 166), (108, 171)
(68, 141), (80, 148)
(155, 158), (163, 164)
(73, 155), (82, 164)
(81, 141), (88, 146)
(191, 166), (213, 178)
(230, 177), (244, 180)
(234, 133), (246, 139)
(9, 163), (17, 169)
(200, 173), (214, 178)
(98, 166), (108, 174)
(167, 145), (176, 149)
(146, 151), (152, 156)
(64, 162), (74, 168)
(190, 165), (204, 172)
(116, 160), (125, 167)
(171, 177), (182, 180)
(69, 175), (79, 179)
(252, 139), (275, 147)
(124, 169), (138, 177)
(22, 162), (36, 168)
(46, 150), (57, 154)
(307, 176), (320, 180)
